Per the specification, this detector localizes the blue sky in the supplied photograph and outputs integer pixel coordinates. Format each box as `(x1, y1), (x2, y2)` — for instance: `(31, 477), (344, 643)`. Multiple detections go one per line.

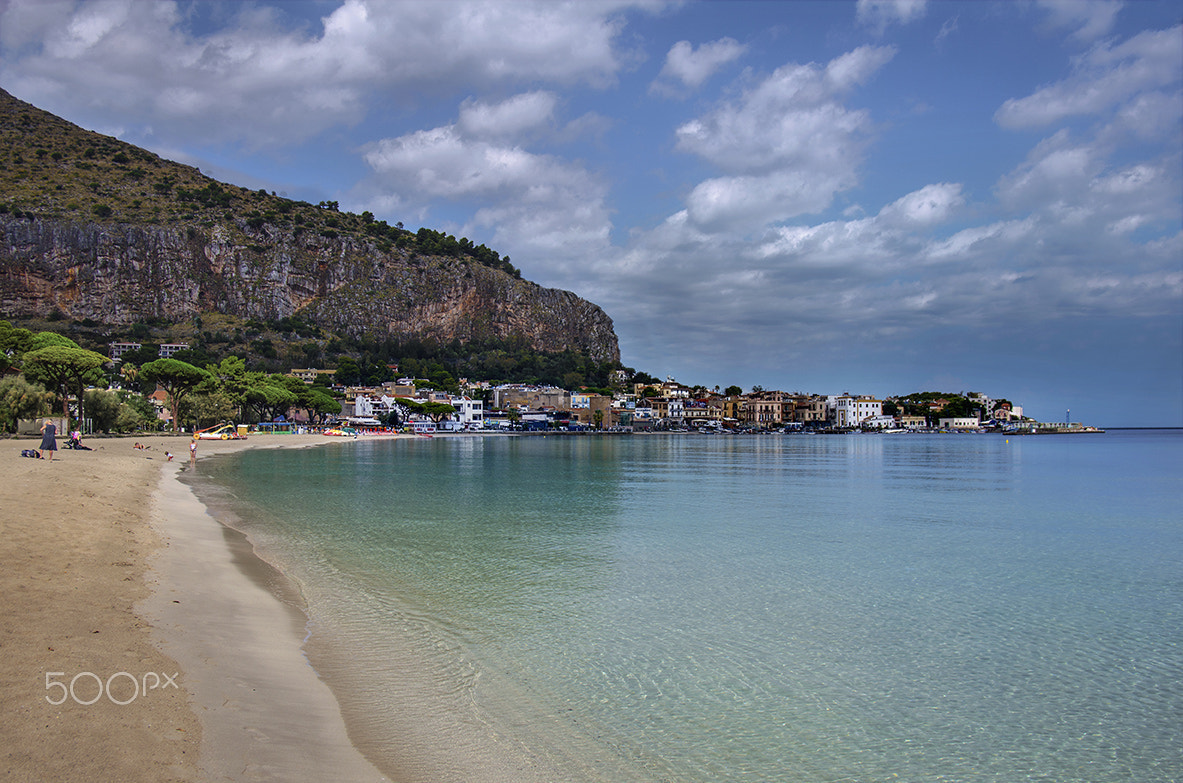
(2, 0), (1180, 425)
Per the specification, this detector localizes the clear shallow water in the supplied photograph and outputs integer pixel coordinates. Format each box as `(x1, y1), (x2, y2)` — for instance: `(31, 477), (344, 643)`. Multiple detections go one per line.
(192, 431), (1183, 782)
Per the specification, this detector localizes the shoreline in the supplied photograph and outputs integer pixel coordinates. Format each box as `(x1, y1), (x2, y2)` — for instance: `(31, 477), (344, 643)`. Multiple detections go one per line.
(0, 431), (403, 783)
(183, 433), (633, 783)
(2, 428), (675, 782)
(140, 433), (392, 782)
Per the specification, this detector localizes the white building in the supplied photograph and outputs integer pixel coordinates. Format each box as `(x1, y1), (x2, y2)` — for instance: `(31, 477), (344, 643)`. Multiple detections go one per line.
(448, 396), (484, 428)
(862, 414), (899, 430)
(354, 394), (409, 419)
(833, 395), (883, 428)
(108, 342), (142, 361)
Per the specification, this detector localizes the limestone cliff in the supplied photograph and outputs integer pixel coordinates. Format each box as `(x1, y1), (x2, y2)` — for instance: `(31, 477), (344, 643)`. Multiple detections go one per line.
(0, 217), (620, 364)
(0, 86), (620, 364)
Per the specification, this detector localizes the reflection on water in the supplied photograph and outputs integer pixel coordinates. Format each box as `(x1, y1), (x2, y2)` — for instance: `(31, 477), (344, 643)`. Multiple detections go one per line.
(193, 431), (1183, 783)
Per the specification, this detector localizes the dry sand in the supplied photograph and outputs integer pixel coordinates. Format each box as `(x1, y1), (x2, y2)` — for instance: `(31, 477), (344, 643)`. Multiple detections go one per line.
(0, 431), (390, 783)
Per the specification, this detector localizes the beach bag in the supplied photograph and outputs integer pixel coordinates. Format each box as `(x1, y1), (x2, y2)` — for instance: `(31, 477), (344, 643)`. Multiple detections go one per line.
(21, 449), (42, 459)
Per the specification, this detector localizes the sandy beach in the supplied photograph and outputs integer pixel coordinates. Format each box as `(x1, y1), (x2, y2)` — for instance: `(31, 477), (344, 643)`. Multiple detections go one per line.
(0, 431), (390, 783)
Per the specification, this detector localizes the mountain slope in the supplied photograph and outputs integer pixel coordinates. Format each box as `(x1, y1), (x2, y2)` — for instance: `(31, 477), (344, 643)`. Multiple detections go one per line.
(0, 88), (620, 364)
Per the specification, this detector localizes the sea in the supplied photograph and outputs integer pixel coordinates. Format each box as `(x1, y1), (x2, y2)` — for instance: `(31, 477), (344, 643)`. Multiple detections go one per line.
(188, 430), (1182, 783)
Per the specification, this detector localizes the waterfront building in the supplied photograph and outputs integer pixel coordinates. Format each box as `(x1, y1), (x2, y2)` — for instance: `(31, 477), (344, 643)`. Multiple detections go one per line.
(834, 395), (883, 428)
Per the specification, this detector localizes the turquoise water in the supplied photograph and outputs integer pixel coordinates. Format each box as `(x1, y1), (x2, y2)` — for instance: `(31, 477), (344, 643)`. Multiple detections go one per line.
(192, 431), (1183, 782)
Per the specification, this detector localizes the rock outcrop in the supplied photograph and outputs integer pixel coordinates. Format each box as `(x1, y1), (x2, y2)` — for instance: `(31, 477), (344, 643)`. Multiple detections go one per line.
(0, 86), (619, 364)
(0, 216), (620, 363)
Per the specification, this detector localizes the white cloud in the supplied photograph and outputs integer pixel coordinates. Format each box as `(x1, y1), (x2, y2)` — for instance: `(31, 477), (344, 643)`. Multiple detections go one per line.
(995, 25), (1182, 129)
(995, 131), (1101, 208)
(934, 15), (959, 47)
(856, 0), (927, 34)
(877, 183), (965, 227)
(457, 92), (558, 139)
(0, 0), (650, 148)
(651, 37), (746, 95)
(360, 94), (612, 263)
(673, 46), (894, 229)
(1037, 0), (1122, 42)
(684, 170), (854, 231)
(824, 45), (898, 91)
(994, 128), (1179, 245)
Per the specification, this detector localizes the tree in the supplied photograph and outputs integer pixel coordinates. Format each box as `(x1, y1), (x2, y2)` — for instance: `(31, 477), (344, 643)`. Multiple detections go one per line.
(240, 374), (297, 423)
(119, 393), (161, 432)
(420, 401), (457, 424)
(306, 389), (342, 424)
(184, 390), (238, 430)
(140, 358), (210, 432)
(204, 356), (250, 419)
(0, 376), (53, 433)
(117, 344), (160, 367)
(937, 396), (980, 421)
(82, 389), (123, 433)
(22, 344), (108, 428)
(725, 385), (743, 397)
(335, 357), (361, 386)
(0, 320), (34, 371)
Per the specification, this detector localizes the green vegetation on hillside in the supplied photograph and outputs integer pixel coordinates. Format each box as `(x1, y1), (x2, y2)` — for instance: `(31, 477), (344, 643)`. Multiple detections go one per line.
(888, 392), (992, 420)
(14, 312), (620, 390)
(0, 88), (519, 278)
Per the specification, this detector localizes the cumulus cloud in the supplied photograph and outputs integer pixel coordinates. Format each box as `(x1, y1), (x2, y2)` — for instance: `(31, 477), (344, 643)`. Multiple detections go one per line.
(995, 24), (1182, 129)
(877, 183), (965, 227)
(650, 37), (746, 95)
(0, 0), (647, 148)
(673, 46), (895, 230)
(361, 92), (612, 260)
(457, 92), (558, 140)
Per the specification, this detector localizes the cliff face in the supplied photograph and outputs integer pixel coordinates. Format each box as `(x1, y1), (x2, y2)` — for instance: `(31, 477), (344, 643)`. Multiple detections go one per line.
(0, 86), (620, 364)
(0, 217), (620, 364)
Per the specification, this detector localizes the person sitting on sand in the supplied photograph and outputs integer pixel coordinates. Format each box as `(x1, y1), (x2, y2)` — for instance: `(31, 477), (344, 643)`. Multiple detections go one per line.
(39, 419), (57, 461)
(165, 452), (174, 461)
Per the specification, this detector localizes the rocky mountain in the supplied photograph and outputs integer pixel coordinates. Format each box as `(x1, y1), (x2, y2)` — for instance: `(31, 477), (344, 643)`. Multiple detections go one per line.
(0, 88), (619, 364)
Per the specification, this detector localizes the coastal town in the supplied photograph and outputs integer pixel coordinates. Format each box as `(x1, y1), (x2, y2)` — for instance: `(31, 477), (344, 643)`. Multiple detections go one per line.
(312, 370), (1096, 435)
(4, 331), (1099, 440)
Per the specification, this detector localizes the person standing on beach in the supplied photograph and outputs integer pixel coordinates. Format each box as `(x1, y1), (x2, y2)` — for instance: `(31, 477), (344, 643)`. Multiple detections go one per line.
(39, 419), (57, 461)
(189, 440), (197, 463)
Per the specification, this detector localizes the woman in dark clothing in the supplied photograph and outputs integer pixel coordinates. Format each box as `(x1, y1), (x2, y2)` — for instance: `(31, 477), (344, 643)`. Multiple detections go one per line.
(40, 419), (57, 461)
